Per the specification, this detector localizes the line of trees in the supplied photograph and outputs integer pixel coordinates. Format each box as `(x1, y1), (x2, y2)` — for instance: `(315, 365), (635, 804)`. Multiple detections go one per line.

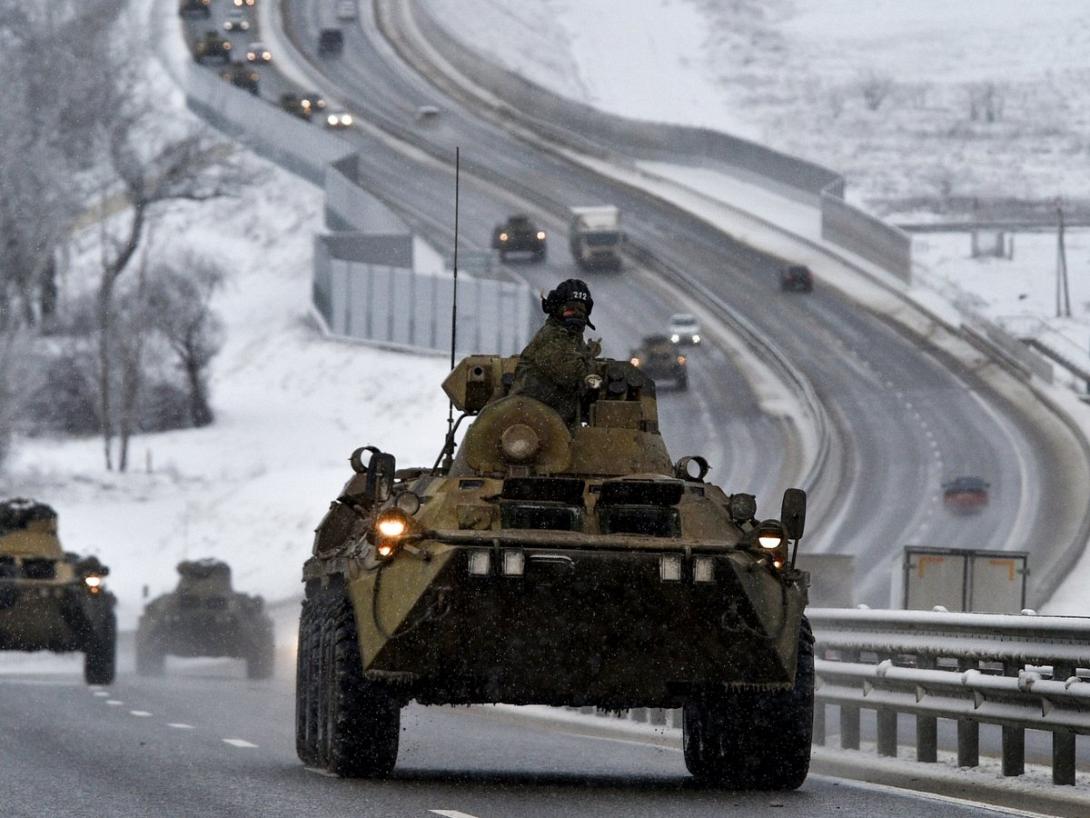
(0, 0), (247, 471)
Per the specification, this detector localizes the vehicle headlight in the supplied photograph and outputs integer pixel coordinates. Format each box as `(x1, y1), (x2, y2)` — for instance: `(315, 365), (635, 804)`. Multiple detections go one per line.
(755, 520), (785, 550)
(84, 575), (103, 592)
(630, 356), (640, 367)
(263, 51), (271, 60)
(376, 512), (408, 539)
(341, 114), (353, 125)
(499, 232), (508, 242)
(536, 231), (546, 240)
(670, 333), (680, 343)
(223, 42), (231, 49)
(327, 114), (338, 126)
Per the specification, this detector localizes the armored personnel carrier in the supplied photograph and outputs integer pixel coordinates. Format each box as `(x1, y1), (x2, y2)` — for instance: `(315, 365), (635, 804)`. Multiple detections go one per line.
(0, 498), (116, 685)
(136, 559), (274, 679)
(630, 334), (688, 390)
(491, 214), (547, 262)
(298, 356), (813, 788)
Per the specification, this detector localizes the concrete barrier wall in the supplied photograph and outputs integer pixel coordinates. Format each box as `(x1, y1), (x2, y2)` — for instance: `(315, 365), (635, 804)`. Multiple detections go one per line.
(820, 191), (913, 283)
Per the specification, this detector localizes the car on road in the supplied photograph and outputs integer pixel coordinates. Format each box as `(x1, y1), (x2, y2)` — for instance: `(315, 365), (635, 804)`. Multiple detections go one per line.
(491, 214), (546, 261)
(194, 30), (232, 64)
(668, 312), (701, 346)
(223, 9), (250, 32)
(318, 28), (344, 55)
(324, 110), (354, 129)
(302, 91), (327, 112)
(630, 334), (688, 390)
(336, 0), (357, 20)
(136, 559), (274, 679)
(245, 41), (271, 64)
(780, 264), (814, 293)
(415, 104), (440, 124)
(942, 476), (990, 514)
(279, 92), (312, 120)
(221, 61), (259, 95)
(178, 0), (210, 19)
(0, 498), (116, 685)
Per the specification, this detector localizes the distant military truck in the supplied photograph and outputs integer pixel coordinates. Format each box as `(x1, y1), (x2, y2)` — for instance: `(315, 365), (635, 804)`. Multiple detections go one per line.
(0, 498), (116, 685)
(630, 335), (688, 390)
(221, 61), (259, 95)
(178, 0), (211, 19)
(136, 559), (274, 679)
(194, 31), (232, 65)
(491, 214), (547, 262)
(569, 205), (624, 271)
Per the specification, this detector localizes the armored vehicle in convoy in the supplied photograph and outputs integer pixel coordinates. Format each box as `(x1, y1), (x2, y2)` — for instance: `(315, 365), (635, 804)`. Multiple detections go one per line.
(0, 498), (116, 685)
(491, 214), (547, 262)
(136, 559), (274, 679)
(220, 61), (259, 95)
(568, 205), (624, 270)
(178, 0), (211, 19)
(298, 354), (813, 788)
(779, 264), (814, 293)
(194, 31), (232, 65)
(630, 335), (688, 390)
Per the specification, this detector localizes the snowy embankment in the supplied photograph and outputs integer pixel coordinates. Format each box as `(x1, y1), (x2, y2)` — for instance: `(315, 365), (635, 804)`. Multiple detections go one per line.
(1, 11), (451, 631)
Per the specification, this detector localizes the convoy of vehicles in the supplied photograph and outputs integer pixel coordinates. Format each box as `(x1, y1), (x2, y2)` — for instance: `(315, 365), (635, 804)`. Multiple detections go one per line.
(568, 205), (624, 270)
(491, 214), (547, 261)
(630, 335), (688, 390)
(0, 499), (116, 685)
(297, 354), (813, 786)
(136, 559), (274, 679)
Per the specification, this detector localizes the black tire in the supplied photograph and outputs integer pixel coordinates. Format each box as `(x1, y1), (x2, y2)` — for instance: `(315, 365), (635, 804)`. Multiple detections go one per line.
(84, 613), (117, 686)
(135, 634), (165, 677)
(316, 593), (400, 777)
(247, 628), (275, 680)
(676, 374), (688, 391)
(683, 617), (814, 789)
(295, 599), (320, 765)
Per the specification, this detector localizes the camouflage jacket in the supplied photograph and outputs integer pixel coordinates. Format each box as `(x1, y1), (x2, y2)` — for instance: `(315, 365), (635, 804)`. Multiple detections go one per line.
(509, 317), (595, 425)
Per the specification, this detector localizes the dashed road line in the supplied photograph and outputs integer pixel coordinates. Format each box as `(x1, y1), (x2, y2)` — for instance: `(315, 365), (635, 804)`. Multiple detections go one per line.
(222, 738), (258, 748)
(93, 691), (109, 697)
(167, 723), (194, 730)
(106, 700), (124, 706)
(430, 812), (482, 818)
(130, 711), (152, 717)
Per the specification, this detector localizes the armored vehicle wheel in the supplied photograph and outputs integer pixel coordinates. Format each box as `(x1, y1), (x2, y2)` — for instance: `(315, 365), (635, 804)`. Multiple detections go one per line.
(683, 617), (814, 789)
(247, 629), (275, 680)
(84, 614), (117, 686)
(295, 598), (321, 765)
(135, 637), (165, 677)
(315, 592), (400, 777)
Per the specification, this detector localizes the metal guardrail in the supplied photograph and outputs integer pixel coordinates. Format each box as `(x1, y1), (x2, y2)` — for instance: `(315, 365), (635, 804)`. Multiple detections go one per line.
(810, 607), (1090, 785)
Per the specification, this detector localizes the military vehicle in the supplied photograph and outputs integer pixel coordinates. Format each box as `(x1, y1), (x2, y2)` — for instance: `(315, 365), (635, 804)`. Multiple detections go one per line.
(779, 264), (814, 293)
(136, 559), (274, 679)
(220, 62), (259, 95)
(178, 0), (211, 19)
(0, 498), (116, 685)
(194, 31), (232, 65)
(297, 354), (813, 788)
(630, 334), (688, 390)
(491, 214), (547, 262)
(279, 92), (312, 121)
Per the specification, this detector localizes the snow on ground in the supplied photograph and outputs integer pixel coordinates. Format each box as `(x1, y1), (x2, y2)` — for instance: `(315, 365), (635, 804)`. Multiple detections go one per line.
(427, 0), (1090, 210)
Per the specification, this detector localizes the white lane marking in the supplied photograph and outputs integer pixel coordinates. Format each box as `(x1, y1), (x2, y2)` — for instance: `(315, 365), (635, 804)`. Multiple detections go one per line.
(106, 700), (124, 706)
(167, 723), (194, 730)
(130, 711), (152, 717)
(93, 691), (109, 697)
(222, 738), (258, 748)
(430, 812), (484, 818)
(304, 767), (338, 778)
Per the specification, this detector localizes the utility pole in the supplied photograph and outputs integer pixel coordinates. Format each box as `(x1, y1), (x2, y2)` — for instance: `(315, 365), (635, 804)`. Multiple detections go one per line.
(1056, 206), (1071, 318)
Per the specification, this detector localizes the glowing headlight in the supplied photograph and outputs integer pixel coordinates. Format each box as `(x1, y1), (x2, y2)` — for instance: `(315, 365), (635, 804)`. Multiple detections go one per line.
(327, 114), (338, 126)
(377, 516), (407, 539)
(246, 51), (255, 60)
(223, 42), (231, 49)
(630, 357), (640, 367)
(670, 333), (680, 343)
(536, 231), (546, 240)
(692, 334), (701, 343)
(84, 575), (103, 589)
(755, 520), (785, 550)
(340, 114), (353, 125)
(758, 534), (783, 549)
(263, 51), (271, 60)
(499, 232), (508, 242)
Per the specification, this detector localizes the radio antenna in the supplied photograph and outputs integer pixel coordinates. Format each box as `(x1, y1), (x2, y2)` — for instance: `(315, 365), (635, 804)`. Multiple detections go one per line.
(440, 147), (461, 472)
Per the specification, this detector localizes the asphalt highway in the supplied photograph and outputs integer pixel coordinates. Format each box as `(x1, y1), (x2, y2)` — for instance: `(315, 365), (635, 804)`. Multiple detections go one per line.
(0, 652), (1042, 818)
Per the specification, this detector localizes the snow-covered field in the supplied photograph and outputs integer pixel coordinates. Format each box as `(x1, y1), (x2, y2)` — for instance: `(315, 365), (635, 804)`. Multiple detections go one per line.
(427, 0), (1090, 212)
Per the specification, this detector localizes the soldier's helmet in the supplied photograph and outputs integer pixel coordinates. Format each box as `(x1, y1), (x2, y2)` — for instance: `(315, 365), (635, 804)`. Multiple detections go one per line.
(542, 278), (595, 329)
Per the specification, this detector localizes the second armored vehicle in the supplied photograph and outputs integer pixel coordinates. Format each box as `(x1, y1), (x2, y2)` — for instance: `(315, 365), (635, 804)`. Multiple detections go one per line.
(0, 498), (116, 685)
(194, 31), (232, 65)
(298, 354), (813, 788)
(220, 61), (259, 95)
(491, 214), (547, 262)
(136, 559), (274, 679)
(630, 334), (688, 390)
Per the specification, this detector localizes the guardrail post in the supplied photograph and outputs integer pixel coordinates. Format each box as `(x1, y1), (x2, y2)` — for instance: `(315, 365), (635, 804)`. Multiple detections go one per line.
(876, 707), (897, 757)
(915, 656), (937, 762)
(813, 700), (826, 746)
(1052, 663), (1076, 785)
(956, 659), (979, 768)
(671, 708), (683, 729)
(630, 707), (648, 724)
(650, 708), (666, 726)
(1001, 662), (1025, 777)
(839, 650), (861, 750)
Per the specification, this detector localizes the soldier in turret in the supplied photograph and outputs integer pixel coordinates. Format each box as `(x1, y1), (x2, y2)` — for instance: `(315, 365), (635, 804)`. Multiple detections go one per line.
(509, 278), (602, 426)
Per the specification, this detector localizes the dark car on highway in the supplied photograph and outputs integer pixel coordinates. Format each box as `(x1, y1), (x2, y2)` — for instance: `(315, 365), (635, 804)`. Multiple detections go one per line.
(318, 28), (344, 56)
(194, 31), (232, 65)
(279, 92), (312, 121)
(178, 0), (210, 19)
(491, 214), (547, 261)
(942, 476), (990, 514)
(221, 62), (259, 95)
(630, 335), (687, 390)
(780, 264), (814, 293)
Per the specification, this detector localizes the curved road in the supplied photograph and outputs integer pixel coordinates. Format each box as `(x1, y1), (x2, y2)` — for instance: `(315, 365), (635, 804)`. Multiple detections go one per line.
(269, 0), (1073, 607)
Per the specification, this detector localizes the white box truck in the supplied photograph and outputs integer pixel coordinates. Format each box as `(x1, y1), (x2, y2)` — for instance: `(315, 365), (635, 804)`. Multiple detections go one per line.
(568, 205), (624, 271)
